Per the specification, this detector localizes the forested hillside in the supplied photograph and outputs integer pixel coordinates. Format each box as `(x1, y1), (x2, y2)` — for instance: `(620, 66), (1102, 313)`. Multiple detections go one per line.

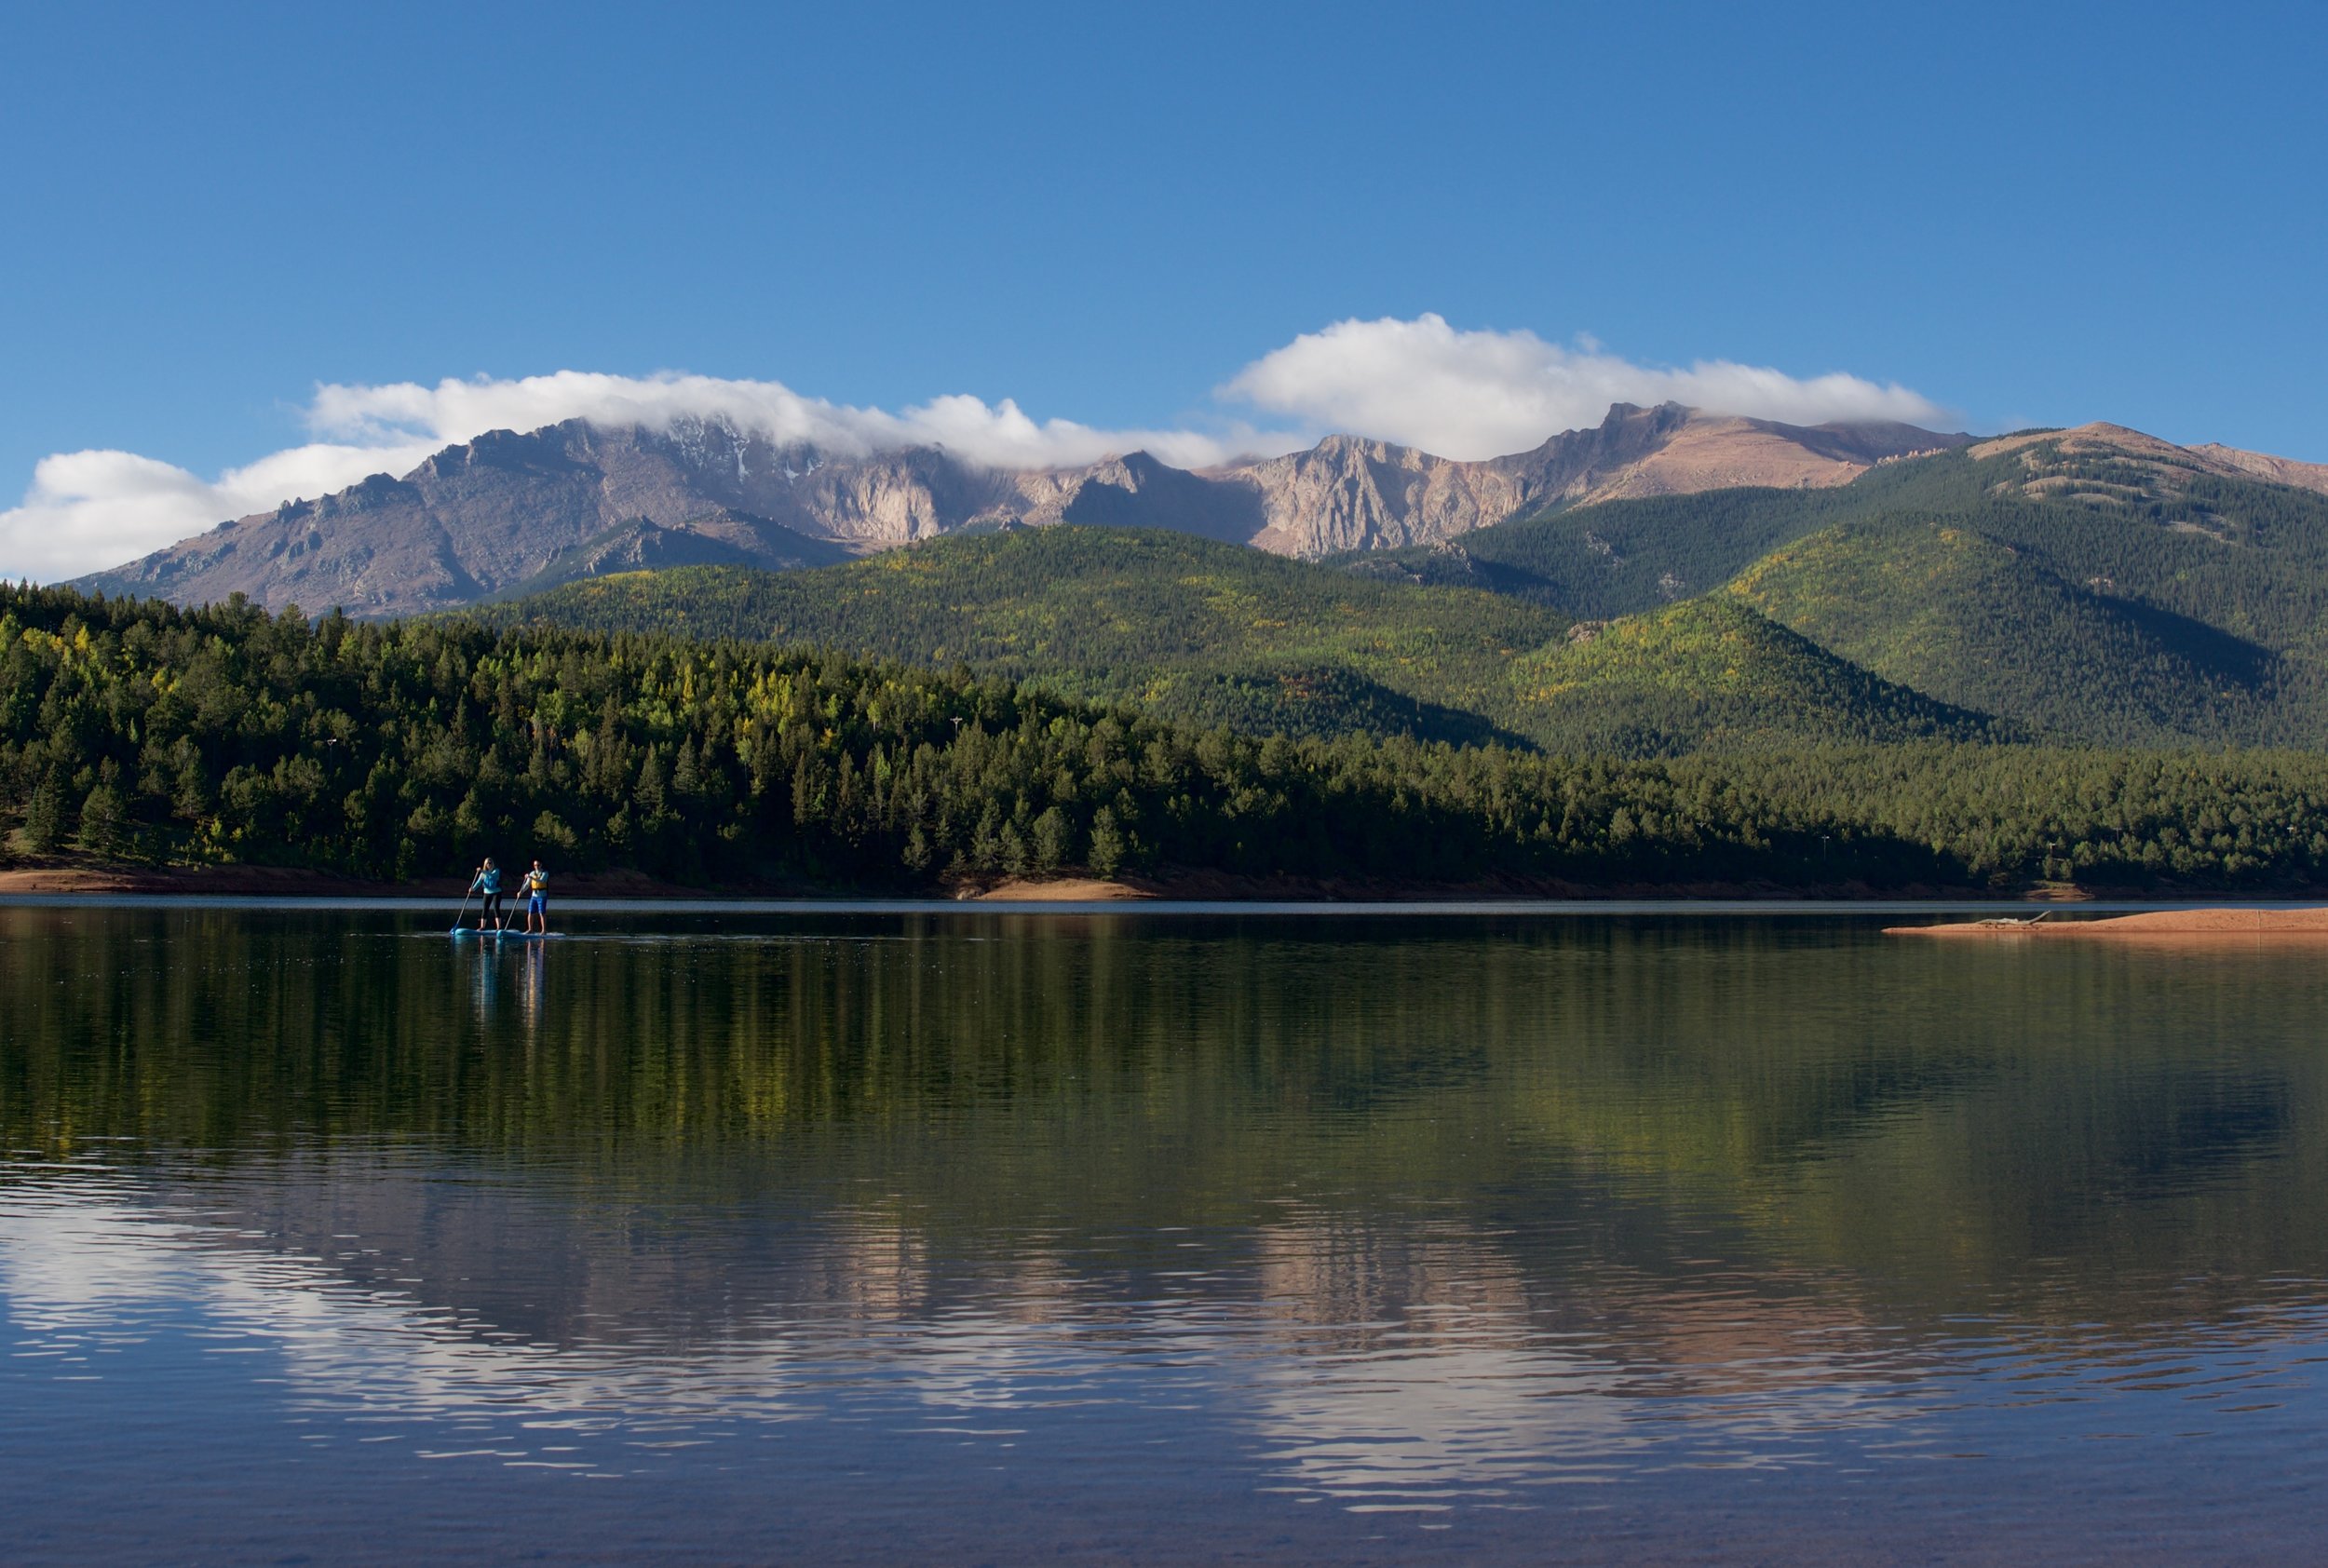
(8, 583), (2328, 896)
(1342, 435), (2328, 746)
(483, 527), (1567, 746)
(488, 527), (1999, 755)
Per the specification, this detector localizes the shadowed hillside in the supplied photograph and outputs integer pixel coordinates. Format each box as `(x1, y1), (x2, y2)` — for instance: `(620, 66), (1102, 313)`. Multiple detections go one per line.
(1726, 522), (2280, 746)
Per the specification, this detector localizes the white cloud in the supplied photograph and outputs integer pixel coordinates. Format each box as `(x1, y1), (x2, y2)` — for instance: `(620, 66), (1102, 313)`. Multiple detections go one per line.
(1220, 313), (1949, 461)
(0, 441), (444, 584)
(0, 321), (1947, 581)
(302, 371), (1276, 474)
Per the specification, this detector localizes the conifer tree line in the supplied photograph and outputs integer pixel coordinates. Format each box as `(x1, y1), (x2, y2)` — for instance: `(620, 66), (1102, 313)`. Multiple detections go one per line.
(7, 582), (2328, 892)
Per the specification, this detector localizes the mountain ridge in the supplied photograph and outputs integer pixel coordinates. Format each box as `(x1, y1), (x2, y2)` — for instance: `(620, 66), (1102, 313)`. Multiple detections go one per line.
(75, 402), (1969, 615)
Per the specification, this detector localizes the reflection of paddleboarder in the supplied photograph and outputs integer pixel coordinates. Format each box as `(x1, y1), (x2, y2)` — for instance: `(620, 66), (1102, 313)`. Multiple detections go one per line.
(520, 935), (546, 1032)
(522, 860), (550, 934)
(468, 858), (506, 931)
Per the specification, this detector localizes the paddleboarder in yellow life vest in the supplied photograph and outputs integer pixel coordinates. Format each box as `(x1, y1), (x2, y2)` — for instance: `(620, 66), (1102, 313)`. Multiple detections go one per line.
(522, 860), (550, 934)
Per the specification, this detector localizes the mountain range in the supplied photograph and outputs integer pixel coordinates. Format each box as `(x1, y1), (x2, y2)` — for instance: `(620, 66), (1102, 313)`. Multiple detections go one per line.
(76, 402), (1972, 616)
(66, 398), (2328, 757)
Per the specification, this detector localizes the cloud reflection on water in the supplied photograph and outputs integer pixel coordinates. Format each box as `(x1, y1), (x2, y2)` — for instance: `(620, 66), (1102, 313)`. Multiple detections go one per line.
(2, 1161), (1967, 1504)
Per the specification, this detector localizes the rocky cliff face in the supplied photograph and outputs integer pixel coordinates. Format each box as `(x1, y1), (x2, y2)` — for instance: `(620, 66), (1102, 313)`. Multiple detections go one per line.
(1231, 403), (1704, 552)
(76, 404), (1969, 615)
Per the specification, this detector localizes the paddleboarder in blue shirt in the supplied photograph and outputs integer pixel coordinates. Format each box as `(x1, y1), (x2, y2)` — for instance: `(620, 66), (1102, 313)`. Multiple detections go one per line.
(469, 858), (507, 931)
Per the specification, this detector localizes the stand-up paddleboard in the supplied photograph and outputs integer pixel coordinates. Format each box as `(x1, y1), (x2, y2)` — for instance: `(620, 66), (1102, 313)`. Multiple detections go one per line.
(449, 928), (560, 939)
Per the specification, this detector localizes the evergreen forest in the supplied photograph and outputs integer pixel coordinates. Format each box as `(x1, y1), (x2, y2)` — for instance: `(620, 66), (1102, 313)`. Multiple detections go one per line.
(9, 580), (2328, 895)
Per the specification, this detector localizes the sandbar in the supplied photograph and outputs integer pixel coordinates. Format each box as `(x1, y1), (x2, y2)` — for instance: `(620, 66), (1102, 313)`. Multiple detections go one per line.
(1887, 907), (2328, 938)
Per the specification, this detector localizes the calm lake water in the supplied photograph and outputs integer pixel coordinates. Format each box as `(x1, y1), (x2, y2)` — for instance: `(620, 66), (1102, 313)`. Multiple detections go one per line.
(5, 904), (2326, 1564)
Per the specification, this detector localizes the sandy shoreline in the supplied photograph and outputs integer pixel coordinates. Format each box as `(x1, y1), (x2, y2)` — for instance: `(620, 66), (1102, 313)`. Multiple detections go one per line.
(1887, 907), (2328, 938)
(0, 864), (691, 899)
(8, 860), (2328, 912)
(0, 863), (1169, 903)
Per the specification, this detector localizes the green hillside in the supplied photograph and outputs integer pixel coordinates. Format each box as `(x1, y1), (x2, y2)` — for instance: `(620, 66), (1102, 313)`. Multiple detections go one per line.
(1508, 598), (2002, 754)
(1727, 521), (2280, 746)
(489, 526), (1567, 747)
(490, 525), (1994, 755)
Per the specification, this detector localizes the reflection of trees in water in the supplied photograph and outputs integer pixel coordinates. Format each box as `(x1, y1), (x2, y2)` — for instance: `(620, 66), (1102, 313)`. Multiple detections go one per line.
(5, 909), (2327, 1331)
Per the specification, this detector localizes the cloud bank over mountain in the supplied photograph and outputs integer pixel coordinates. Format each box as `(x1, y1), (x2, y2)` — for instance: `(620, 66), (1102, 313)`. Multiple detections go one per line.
(305, 372), (1276, 475)
(1223, 315), (1948, 460)
(0, 318), (1950, 580)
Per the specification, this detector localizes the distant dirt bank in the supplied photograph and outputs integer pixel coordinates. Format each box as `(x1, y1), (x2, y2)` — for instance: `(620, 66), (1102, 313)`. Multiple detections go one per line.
(1888, 907), (2328, 938)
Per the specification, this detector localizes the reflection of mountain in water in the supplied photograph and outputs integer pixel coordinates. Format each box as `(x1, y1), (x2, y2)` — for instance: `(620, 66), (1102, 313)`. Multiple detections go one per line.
(3, 907), (2324, 1346)
(2, 1158), (1957, 1517)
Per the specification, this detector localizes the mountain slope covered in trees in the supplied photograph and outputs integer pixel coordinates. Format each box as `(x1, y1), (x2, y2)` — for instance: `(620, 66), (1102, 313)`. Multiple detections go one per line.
(1726, 522), (2281, 746)
(484, 528), (1998, 753)
(483, 527), (1568, 746)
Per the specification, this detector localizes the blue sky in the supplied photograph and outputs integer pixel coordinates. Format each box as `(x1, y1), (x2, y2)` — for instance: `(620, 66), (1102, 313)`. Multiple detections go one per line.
(2, 1), (2322, 575)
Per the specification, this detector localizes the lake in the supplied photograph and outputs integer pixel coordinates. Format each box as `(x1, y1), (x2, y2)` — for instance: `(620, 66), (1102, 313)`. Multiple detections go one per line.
(4, 903), (2325, 1564)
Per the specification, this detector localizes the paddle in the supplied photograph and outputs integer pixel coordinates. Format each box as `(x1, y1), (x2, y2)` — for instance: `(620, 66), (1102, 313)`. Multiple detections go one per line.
(451, 875), (477, 934)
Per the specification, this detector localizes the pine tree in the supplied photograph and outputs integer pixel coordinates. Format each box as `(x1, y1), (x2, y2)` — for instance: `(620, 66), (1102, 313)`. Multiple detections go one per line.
(970, 802), (1003, 872)
(1088, 806), (1125, 879)
(636, 750), (670, 822)
(75, 781), (127, 858)
(22, 769), (66, 853)
(1032, 805), (1070, 872)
